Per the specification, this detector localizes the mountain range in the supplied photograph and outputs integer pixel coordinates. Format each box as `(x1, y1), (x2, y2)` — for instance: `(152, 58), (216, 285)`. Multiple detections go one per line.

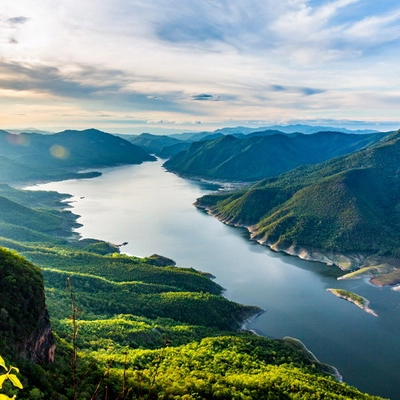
(195, 129), (400, 285)
(164, 130), (388, 181)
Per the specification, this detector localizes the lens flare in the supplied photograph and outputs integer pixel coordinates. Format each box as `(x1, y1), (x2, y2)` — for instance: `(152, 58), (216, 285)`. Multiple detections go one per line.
(50, 145), (69, 159)
(7, 134), (30, 147)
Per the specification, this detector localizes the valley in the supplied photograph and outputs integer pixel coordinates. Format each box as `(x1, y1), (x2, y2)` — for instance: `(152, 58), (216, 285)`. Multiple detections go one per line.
(30, 160), (400, 399)
(0, 127), (399, 398)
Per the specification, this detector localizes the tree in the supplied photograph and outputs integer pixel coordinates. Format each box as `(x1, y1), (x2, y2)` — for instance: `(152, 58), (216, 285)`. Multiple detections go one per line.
(0, 355), (23, 400)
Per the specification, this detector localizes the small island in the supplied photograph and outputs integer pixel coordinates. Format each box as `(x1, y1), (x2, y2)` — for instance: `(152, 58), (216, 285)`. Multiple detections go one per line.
(327, 288), (378, 317)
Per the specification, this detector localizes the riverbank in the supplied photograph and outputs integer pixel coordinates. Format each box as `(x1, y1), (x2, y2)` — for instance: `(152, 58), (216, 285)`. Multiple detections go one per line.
(196, 203), (400, 288)
(282, 336), (343, 382)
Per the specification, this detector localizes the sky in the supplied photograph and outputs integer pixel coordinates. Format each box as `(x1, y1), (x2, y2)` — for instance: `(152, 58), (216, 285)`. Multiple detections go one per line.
(1, 0), (400, 134)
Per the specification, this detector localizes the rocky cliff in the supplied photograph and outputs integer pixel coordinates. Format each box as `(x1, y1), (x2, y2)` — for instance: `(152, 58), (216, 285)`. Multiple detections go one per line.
(0, 247), (55, 363)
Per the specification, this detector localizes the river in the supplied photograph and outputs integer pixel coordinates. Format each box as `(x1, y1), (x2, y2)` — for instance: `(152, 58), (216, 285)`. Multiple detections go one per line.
(28, 159), (400, 399)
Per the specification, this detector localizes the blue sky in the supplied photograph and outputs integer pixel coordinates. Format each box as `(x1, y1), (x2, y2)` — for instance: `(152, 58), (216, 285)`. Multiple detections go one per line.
(1, 0), (400, 133)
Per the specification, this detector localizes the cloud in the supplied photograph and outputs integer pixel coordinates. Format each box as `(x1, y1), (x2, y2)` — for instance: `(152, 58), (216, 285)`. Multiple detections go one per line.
(268, 84), (324, 96)
(1, 1), (400, 132)
(0, 61), (122, 97)
(344, 8), (400, 45)
(0, 14), (30, 45)
(151, 0), (362, 58)
(7, 16), (29, 25)
(0, 60), (189, 115)
(300, 87), (325, 96)
(147, 95), (163, 100)
(192, 94), (217, 101)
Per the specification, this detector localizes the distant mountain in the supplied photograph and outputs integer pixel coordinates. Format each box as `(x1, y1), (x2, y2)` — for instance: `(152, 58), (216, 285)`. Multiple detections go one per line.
(164, 131), (388, 182)
(0, 128), (155, 183)
(7, 128), (55, 135)
(214, 124), (379, 135)
(127, 132), (182, 155)
(263, 124), (379, 135)
(195, 130), (400, 281)
(213, 126), (267, 135)
(127, 132), (227, 158)
(159, 141), (192, 158)
(246, 129), (288, 138)
(169, 124), (380, 141)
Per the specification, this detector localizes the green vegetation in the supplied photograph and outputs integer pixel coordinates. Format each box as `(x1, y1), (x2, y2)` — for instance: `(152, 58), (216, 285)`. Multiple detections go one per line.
(85, 335), (382, 399)
(195, 130), (400, 280)
(0, 247), (54, 364)
(0, 355), (23, 400)
(165, 131), (386, 182)
(327, 289), (378, 317)
(0, 165), (385, 398)
(328, 289), (366, 306)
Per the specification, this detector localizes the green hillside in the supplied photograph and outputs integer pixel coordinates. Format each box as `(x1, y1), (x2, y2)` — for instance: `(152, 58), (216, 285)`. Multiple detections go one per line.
(195, 130), (400, 282)
(164, 131), (386, 181)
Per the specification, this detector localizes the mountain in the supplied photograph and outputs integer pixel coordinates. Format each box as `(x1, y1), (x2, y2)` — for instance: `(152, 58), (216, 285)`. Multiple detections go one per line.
(246, 129), (288, 137)
(159, 141), (192, 158)
(195, 130), (400, 282)
(128, 132), (227, 157)
(164, 131), (388, 182)
(21, 128), (156, 167)
(127, 132), (182, 155)
(0, 128), (156, 183)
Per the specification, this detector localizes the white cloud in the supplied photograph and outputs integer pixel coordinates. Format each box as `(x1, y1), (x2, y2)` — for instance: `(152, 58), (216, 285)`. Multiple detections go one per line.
(345, 8), (400, 43)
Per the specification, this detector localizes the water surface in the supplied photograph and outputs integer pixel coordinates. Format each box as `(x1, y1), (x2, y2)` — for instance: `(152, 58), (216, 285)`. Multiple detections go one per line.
(30, 160), (400, 399)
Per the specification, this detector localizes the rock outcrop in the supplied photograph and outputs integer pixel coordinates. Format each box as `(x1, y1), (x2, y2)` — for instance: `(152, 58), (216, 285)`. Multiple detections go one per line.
(0, 247), (55, 363)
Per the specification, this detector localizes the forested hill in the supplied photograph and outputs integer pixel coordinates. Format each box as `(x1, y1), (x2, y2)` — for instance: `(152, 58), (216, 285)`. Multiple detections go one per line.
(0, 128), (155, 183)
(164, 130), (387, 182)
(195, 129), (400, 283)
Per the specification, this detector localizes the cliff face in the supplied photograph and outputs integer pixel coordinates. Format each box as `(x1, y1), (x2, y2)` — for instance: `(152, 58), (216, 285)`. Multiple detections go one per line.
(0, 247), (55, 363)
(24, 307), (55, 363)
